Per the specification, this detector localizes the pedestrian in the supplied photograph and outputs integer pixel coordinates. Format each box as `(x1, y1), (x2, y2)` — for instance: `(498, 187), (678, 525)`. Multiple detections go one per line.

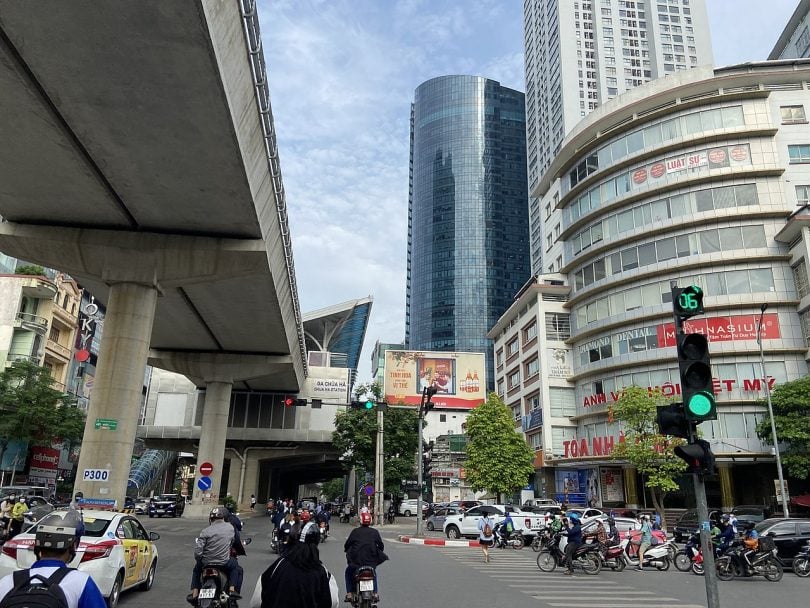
(249, 523), (338, 608)
(478, 512), (495, 563)
(0, 510), (106, 608)
(636, 514), (653, 571)
(250, 494), (257, 511)
(0, 493), (15, 539)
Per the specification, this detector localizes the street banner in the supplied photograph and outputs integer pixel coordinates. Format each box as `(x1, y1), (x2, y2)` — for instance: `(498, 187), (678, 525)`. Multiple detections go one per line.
(383, 350), (486, 409)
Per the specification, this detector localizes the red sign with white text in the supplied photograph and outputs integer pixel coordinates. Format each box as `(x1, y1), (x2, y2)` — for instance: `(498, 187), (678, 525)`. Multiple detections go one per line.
(657, 313), (779, 347)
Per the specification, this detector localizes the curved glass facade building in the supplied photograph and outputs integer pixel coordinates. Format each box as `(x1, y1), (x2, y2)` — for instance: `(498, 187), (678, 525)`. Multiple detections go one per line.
(406, 76), (530, 389)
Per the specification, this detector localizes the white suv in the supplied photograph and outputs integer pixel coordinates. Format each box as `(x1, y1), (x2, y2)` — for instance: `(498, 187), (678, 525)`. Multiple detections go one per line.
(399, 499), (420, 516)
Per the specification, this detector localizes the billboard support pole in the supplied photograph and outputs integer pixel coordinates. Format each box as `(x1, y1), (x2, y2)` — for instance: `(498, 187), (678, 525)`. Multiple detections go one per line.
(416, 388), (426, 537)
(374, 406), (385, 525)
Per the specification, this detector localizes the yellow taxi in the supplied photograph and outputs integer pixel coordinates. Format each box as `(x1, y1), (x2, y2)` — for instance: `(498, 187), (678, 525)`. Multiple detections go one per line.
(0, 509), (159, 608)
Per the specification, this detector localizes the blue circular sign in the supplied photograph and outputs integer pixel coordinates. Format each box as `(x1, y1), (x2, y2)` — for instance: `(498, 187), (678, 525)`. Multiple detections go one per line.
(364, 485), (374, 496)
(197, 476), (213, 491)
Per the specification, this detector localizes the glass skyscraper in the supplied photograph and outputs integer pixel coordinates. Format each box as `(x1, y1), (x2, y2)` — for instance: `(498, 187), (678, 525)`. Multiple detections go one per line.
(405, 75), (530, 390)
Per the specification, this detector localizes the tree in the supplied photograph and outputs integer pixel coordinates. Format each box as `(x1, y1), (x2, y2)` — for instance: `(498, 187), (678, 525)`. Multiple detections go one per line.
(756, 374), (810, 479)
(464, 392), (534, 500)
(320, 477), (346, 502)
(331, 381), (420, 494)
(0, 361), (87, 465)
(611, 386), (687, 530)
(14, 264), (46, 276)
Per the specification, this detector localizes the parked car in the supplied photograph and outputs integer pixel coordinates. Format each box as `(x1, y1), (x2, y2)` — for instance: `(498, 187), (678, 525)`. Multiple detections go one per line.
(0, 509), (160, 608)
(147, 493), (185, 518)
(754, 517), (810, 567)
(398, 499), (428, 517)
(448, 500), (482, 512)
(133, 497), (150, 515)
(583, 515), (640, 535)
(673, 508), (722, 542)
(443, 504), (545, 540)
(426, 506), (460, 531)
(522, 498), (560, 510)
(566, 507), (605, 520)
(732, 505), (770, 526)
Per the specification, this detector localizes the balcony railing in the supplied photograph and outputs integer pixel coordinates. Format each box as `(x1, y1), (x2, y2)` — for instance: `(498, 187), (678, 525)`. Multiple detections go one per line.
(15, 312), (48, 334)
(5, 351), (40, 365)
(46, 340), (71, 359)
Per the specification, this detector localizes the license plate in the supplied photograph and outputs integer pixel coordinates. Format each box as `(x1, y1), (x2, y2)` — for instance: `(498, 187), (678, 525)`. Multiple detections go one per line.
(199, 588), (216, 599)
(359, 580), (374, 592)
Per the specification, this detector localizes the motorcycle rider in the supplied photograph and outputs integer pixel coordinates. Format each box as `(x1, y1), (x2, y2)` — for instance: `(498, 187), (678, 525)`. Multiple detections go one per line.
(562, 513), (583, 576)
(741, 522), (760, 570)
(549, 513), (564, 534)
(635, 514), (653, 571)
(0, 493), (15, 538)
(495, 512), (515, 549)
(317, 507), (331, 538)
(187, 506), (244, 606)
(343, 511), (387, 603)
(9, 496), (27, 539)
(606, 517), (620, 546)
(718, 515), (736, 555)
(278, 512), (296, 557)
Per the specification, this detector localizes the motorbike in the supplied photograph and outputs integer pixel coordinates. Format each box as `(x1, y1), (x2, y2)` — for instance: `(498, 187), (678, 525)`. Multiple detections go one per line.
(340, 510), (352, 524)
(270, 528), (279, 554)
(599, 539), (627, 572)
(531, 528), (553, 552)
(319, 521), (328, 543)
(715, 539), (783, 582)
(350, 566), (378, 608)
(197, 566), (235, 608)
(622, 532), (672, 571)
(494, 523), (524, 550)
(675, 533), (700, 572)
(535, 532), (602, 574)
(385, 509), (395, 524)
(793, 540), (810, 577)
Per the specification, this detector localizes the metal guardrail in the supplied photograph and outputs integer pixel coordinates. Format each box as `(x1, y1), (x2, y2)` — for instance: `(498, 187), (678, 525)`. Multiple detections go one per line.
(239, 0), (307, 376)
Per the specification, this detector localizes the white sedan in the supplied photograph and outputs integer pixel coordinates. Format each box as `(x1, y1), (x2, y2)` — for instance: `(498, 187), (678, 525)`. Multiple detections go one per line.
(0, 509), (159, 608)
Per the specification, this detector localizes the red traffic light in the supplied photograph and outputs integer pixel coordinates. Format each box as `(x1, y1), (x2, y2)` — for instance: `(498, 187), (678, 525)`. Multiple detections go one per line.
(283, 396), (295, 407)
(674, 439), (715, 475)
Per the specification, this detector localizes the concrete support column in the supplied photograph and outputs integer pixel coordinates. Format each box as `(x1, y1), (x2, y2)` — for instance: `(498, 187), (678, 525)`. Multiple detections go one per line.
(186, 380), (233, 518)
(719, 464), (736, 512)
(623, 467), (640, 509)
(240, 454), (260, 509)
(74, 282), (157, 509)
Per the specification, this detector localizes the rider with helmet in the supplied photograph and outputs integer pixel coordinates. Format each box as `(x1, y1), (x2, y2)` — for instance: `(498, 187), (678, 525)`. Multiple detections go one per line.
(343, 511), (388, 603)
(0, 510), (106, 608)
(606, 517), (620, 546)
(249, 522), (338, 608)
(187, 507), (244, 606)
(718, 514), (736, 554)
(741, 521), (760, 569)
(562, 513), (583, 575)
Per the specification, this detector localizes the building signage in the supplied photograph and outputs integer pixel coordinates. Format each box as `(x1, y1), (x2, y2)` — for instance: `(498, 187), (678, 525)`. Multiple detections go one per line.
(28, 446), (60, 483)
(383, 350), (486, 409)
(523, 408), (543, 432)
(563, 435), (624, 459)
(600, 467), (625, 503)
(656, 313), (780, 347)
(304, 367), (351, 402)
(431, 469), (460, 478)
(582, 376), (777, 408)
(547, 348), (572, 379)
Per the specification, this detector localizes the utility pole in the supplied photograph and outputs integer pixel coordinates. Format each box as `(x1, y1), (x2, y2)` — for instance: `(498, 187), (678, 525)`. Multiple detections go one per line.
(416, 385), (437, 537)
(374, 405), (385, 525)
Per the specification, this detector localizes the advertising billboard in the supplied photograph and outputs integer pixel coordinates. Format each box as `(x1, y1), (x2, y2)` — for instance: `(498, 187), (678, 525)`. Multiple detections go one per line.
(383, 350), (486, 409)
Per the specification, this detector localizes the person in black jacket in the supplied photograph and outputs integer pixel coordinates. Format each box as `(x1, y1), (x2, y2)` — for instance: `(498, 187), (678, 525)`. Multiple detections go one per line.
(249, 522), (337, 608)
(562, 513), (583, 575)
(343, 511), (388, 603)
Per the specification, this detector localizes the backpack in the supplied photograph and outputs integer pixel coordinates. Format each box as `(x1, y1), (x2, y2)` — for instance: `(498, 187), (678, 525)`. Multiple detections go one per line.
(504, 519), (514, 534)
(0, 568), (71, 608)
(483, 520), (492, 537)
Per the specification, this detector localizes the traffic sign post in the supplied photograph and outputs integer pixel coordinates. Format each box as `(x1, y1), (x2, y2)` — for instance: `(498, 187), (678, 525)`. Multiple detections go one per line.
(197, 476), (213, 492)
(199, 462), (214, 476)
(364, 485), (374, 496)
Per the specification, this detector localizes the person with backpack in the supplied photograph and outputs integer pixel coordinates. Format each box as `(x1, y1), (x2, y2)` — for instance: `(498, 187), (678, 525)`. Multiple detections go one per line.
(0, 510), (105, 608)
(478, 513), (495, 563)
(495, 512), (515, 549)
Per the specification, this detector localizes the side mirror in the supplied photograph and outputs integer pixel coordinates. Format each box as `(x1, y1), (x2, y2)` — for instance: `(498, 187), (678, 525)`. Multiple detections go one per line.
(149, 531), (161, 541)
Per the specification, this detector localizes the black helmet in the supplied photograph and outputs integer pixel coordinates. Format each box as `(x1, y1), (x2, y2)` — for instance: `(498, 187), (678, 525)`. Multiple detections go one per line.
(745, 521), (756, 531)
(607, 517), (616, 526)
(209, 506), (228, 521)
(299, 521), (320, 545)
(35, 510), (82, 552)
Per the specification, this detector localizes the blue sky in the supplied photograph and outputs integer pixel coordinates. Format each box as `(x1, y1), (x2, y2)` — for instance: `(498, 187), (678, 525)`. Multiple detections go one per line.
(258, 0), (800, 381)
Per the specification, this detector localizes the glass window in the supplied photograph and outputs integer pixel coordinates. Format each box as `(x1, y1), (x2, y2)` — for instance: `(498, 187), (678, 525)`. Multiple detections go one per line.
(617, 209), (634, 232)
(780, 105), (806, 123)
(621, 248), (639, 270)
(626, 130), (644, 154)
(683, 112), (702, 134)
(721, 106), (744, 127)
(788, 144), (810, 163)
(700, 230), (721, 253)
(718, 227), (742, 250)
(723, 413), (746, 438)
(792, 259), (809, 298)
(748, 268), (774, 293)
(695, 189), (714, 212)
(724, 270), (748, 294)
(676, 234), (693, 257)
(657, 237), (676, 261)
(796, 185), (810, 206)
(701, 108), (724, 131)
(735, 184), (758, 206)
(713, 186), (736, 209)
(742, 225), (766, 248)
(638, 242), (656, 266)
(643, 123), (663, 147)
(625, 288), (642, 310)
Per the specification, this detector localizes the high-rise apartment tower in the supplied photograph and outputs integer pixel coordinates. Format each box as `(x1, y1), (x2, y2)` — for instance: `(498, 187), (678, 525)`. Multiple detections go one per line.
(524, 0), (713, 272)
(405, 76), (530, 390)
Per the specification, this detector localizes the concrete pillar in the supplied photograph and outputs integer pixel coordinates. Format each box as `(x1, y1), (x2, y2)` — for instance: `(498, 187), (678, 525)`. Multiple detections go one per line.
(623, 467), (640, 509)
(74, 282), (157, 509)
(241, 454), (260, 509)
(186, 380), (233, 518)
(719, 464), (735, 512)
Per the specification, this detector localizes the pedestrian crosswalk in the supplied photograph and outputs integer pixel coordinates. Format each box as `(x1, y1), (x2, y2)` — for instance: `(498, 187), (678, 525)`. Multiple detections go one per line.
(433, 547), (705, 608)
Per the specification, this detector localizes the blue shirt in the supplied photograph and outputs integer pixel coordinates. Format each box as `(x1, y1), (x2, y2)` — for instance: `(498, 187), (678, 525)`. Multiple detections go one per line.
(0, 560), (106, 608)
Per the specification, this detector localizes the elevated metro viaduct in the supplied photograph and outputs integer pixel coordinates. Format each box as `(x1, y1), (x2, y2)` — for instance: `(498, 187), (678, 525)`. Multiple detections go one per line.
(0, 2), (308, 515)
(137, 298), (372, 506)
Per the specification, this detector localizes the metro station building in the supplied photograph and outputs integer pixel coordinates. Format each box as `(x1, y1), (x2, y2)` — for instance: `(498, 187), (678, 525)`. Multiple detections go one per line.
(489, 61), (810, 511)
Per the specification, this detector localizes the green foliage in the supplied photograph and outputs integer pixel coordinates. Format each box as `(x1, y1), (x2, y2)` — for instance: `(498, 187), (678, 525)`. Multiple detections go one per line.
(320, 477), (345, 501)
(331, 381), (420, 494)
(222, 494), (237, 511)
(0, 361), (86, 446)
(464, 392), (534, 497)
(756, 374), (810, 479)
(612, 386), (687, 523)
(14, 264), (46, 276)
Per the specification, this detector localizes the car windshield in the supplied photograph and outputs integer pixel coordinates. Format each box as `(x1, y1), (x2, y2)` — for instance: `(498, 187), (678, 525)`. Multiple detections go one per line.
(754, 520), (777, 534)
(155, 495), (176, 500)
(734, 508), (764, 517)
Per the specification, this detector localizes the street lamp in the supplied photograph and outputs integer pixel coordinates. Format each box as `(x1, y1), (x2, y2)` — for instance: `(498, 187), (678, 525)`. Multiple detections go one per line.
(757, 303), (790, 518)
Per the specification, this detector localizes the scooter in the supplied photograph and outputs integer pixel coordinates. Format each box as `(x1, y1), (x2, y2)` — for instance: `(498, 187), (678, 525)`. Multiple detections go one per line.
(622, 532), (672, 570)
(494, 523), (524, 550)
(675, 533), (700, 572)
(535, 532), (602, 574)
(793, 540), (810, 577)
(600, 539), (627, 572)
(270, 528), (279, 554)
(715, 540), (783, 582)
(350, 566), (378, 608)
(319, 521), (328, 543)
(198, 566), (238, 608)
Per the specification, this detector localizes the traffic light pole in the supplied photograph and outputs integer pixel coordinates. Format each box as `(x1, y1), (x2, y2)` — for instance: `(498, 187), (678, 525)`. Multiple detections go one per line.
(415, 389), (426, 537)
(374, 406), (384, 525)
(674, 307), (720, 608)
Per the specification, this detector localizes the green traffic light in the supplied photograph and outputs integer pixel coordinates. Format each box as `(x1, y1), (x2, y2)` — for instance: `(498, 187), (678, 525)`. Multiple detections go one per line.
(686, 391), (714, 417)
(364, 400), (374, 409)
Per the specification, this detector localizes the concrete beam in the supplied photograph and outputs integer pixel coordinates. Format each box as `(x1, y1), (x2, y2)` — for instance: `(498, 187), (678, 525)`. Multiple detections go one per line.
(147, 350), (293, 387)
